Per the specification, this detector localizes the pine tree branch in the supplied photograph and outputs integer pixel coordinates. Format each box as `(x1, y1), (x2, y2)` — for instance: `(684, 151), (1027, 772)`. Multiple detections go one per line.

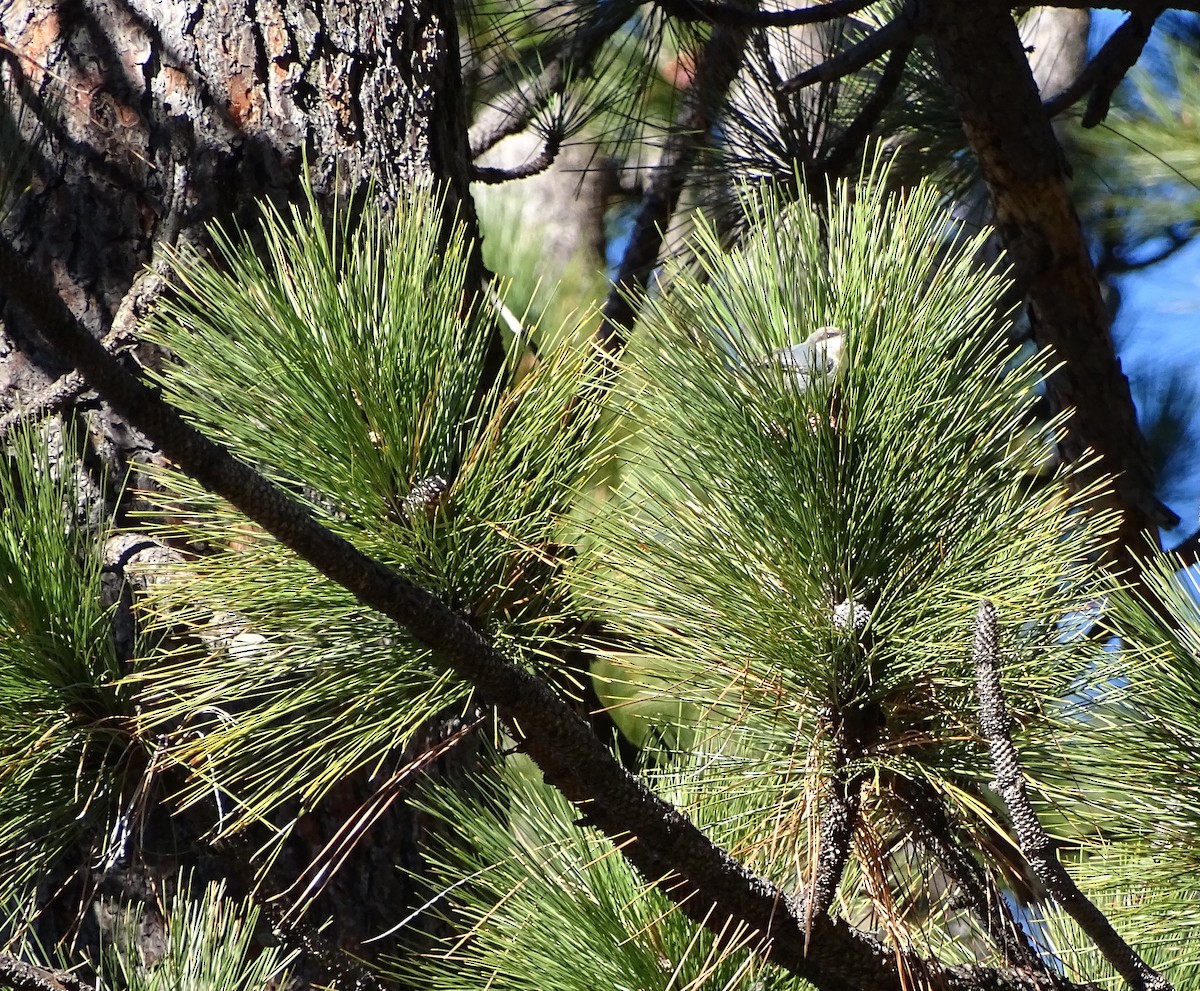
(820, 31), (914, 176)
(471, 130), (562, 182)
(1042, 5), (1166, 126)
(781, 5), (918, 92)
(596, 20), (751, 357)
(972, 601), (1173, 991)
(0, 207), (1109, 991)
(0, 955), (90, 991)
(808, 767), (861, 925)
(467, 3), (636, 159)
(896, 777), (1044, 972)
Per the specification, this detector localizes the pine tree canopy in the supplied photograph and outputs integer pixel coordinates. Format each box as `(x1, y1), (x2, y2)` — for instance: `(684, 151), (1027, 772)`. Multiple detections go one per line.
(1, 4), (1200, 991)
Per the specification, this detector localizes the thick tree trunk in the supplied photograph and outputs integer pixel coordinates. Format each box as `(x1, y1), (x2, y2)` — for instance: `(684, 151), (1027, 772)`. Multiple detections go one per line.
(1, 0), (478, 419)
(0, 0), (482, 984)
(929, 0), (1167, 569)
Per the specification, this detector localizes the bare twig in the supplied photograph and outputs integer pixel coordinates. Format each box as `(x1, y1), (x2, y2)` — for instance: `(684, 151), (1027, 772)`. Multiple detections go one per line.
(468, 4), (635, 159)
(897, 777), (1044, 971)
(1042, 5), (1165, 127)
(1096, 221), (1200, 278)
(973, 600), (1173, 991)
(0, 324), (139, 440)
(782, 9), (917, 92)
(820, 32), (914, 176)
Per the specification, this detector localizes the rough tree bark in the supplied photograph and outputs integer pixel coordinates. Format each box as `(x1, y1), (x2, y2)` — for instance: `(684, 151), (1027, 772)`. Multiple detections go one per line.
(0, 0), (485, 984)
(929, 0), (1168, 569)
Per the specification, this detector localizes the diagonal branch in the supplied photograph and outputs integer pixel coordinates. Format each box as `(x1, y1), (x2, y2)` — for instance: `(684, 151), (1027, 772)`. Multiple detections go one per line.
(1, 225), (1110, 991)
(468, 3), (636, 159)
(808, 767), (860, 926)
(896, 777), (1044, 972)
(973, 601), (1173, 991)
(595, 21), (751, 359)
(781, 6), (918, 92)
(1042, 5), (1166, 127)
(0, 955), (91, 991)
(819, 31), (914, 176)
(471, 131), (562, 183)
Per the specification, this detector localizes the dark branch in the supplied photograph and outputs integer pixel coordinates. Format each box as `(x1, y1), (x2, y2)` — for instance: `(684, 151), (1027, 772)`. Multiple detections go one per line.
(820, 33), (914, 176)
(596, 21), (751, 357)
(652, 0), (874, 29)
(468, 3), (635, 159)
(782, 9), (918, 92)
(1097, 221), (1200, 278)
(973, 601), (1173, 991)
(1042, 6), (1165, 126)
(471, 131), (562, 183)
(897, 777), (1044, 972)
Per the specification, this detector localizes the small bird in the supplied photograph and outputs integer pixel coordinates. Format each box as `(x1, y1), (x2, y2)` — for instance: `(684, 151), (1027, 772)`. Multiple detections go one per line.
(756, 325), (845, 391)
(747, 326), (846, 437)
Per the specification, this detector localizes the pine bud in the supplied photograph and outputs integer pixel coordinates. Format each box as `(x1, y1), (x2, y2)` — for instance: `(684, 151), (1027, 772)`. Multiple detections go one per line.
(402, 474), (451, 521)
(832, 599), (871, 632)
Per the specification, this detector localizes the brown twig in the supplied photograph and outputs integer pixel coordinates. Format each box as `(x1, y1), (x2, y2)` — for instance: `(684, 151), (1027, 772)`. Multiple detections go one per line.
(973, 600), (1173, 991)
(897, 777), (1045, 971)
(467, 3), (635, 159)
(1041, 5), (1166, 127)
(277, 709), (489, 921)
(0, 325), (140, 440)
(471, 131), (562, 183)
(820, 32), (915, 176)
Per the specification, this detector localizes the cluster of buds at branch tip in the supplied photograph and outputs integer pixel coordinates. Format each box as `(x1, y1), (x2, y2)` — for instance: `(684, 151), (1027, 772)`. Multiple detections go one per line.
(402, 474), (451, 522)
(832, 598), (871, 633)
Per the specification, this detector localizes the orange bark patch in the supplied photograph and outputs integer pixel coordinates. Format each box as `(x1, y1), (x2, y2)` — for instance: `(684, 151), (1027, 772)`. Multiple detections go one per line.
(21, 7), (61, 67)
(226, 72), (260, 127)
